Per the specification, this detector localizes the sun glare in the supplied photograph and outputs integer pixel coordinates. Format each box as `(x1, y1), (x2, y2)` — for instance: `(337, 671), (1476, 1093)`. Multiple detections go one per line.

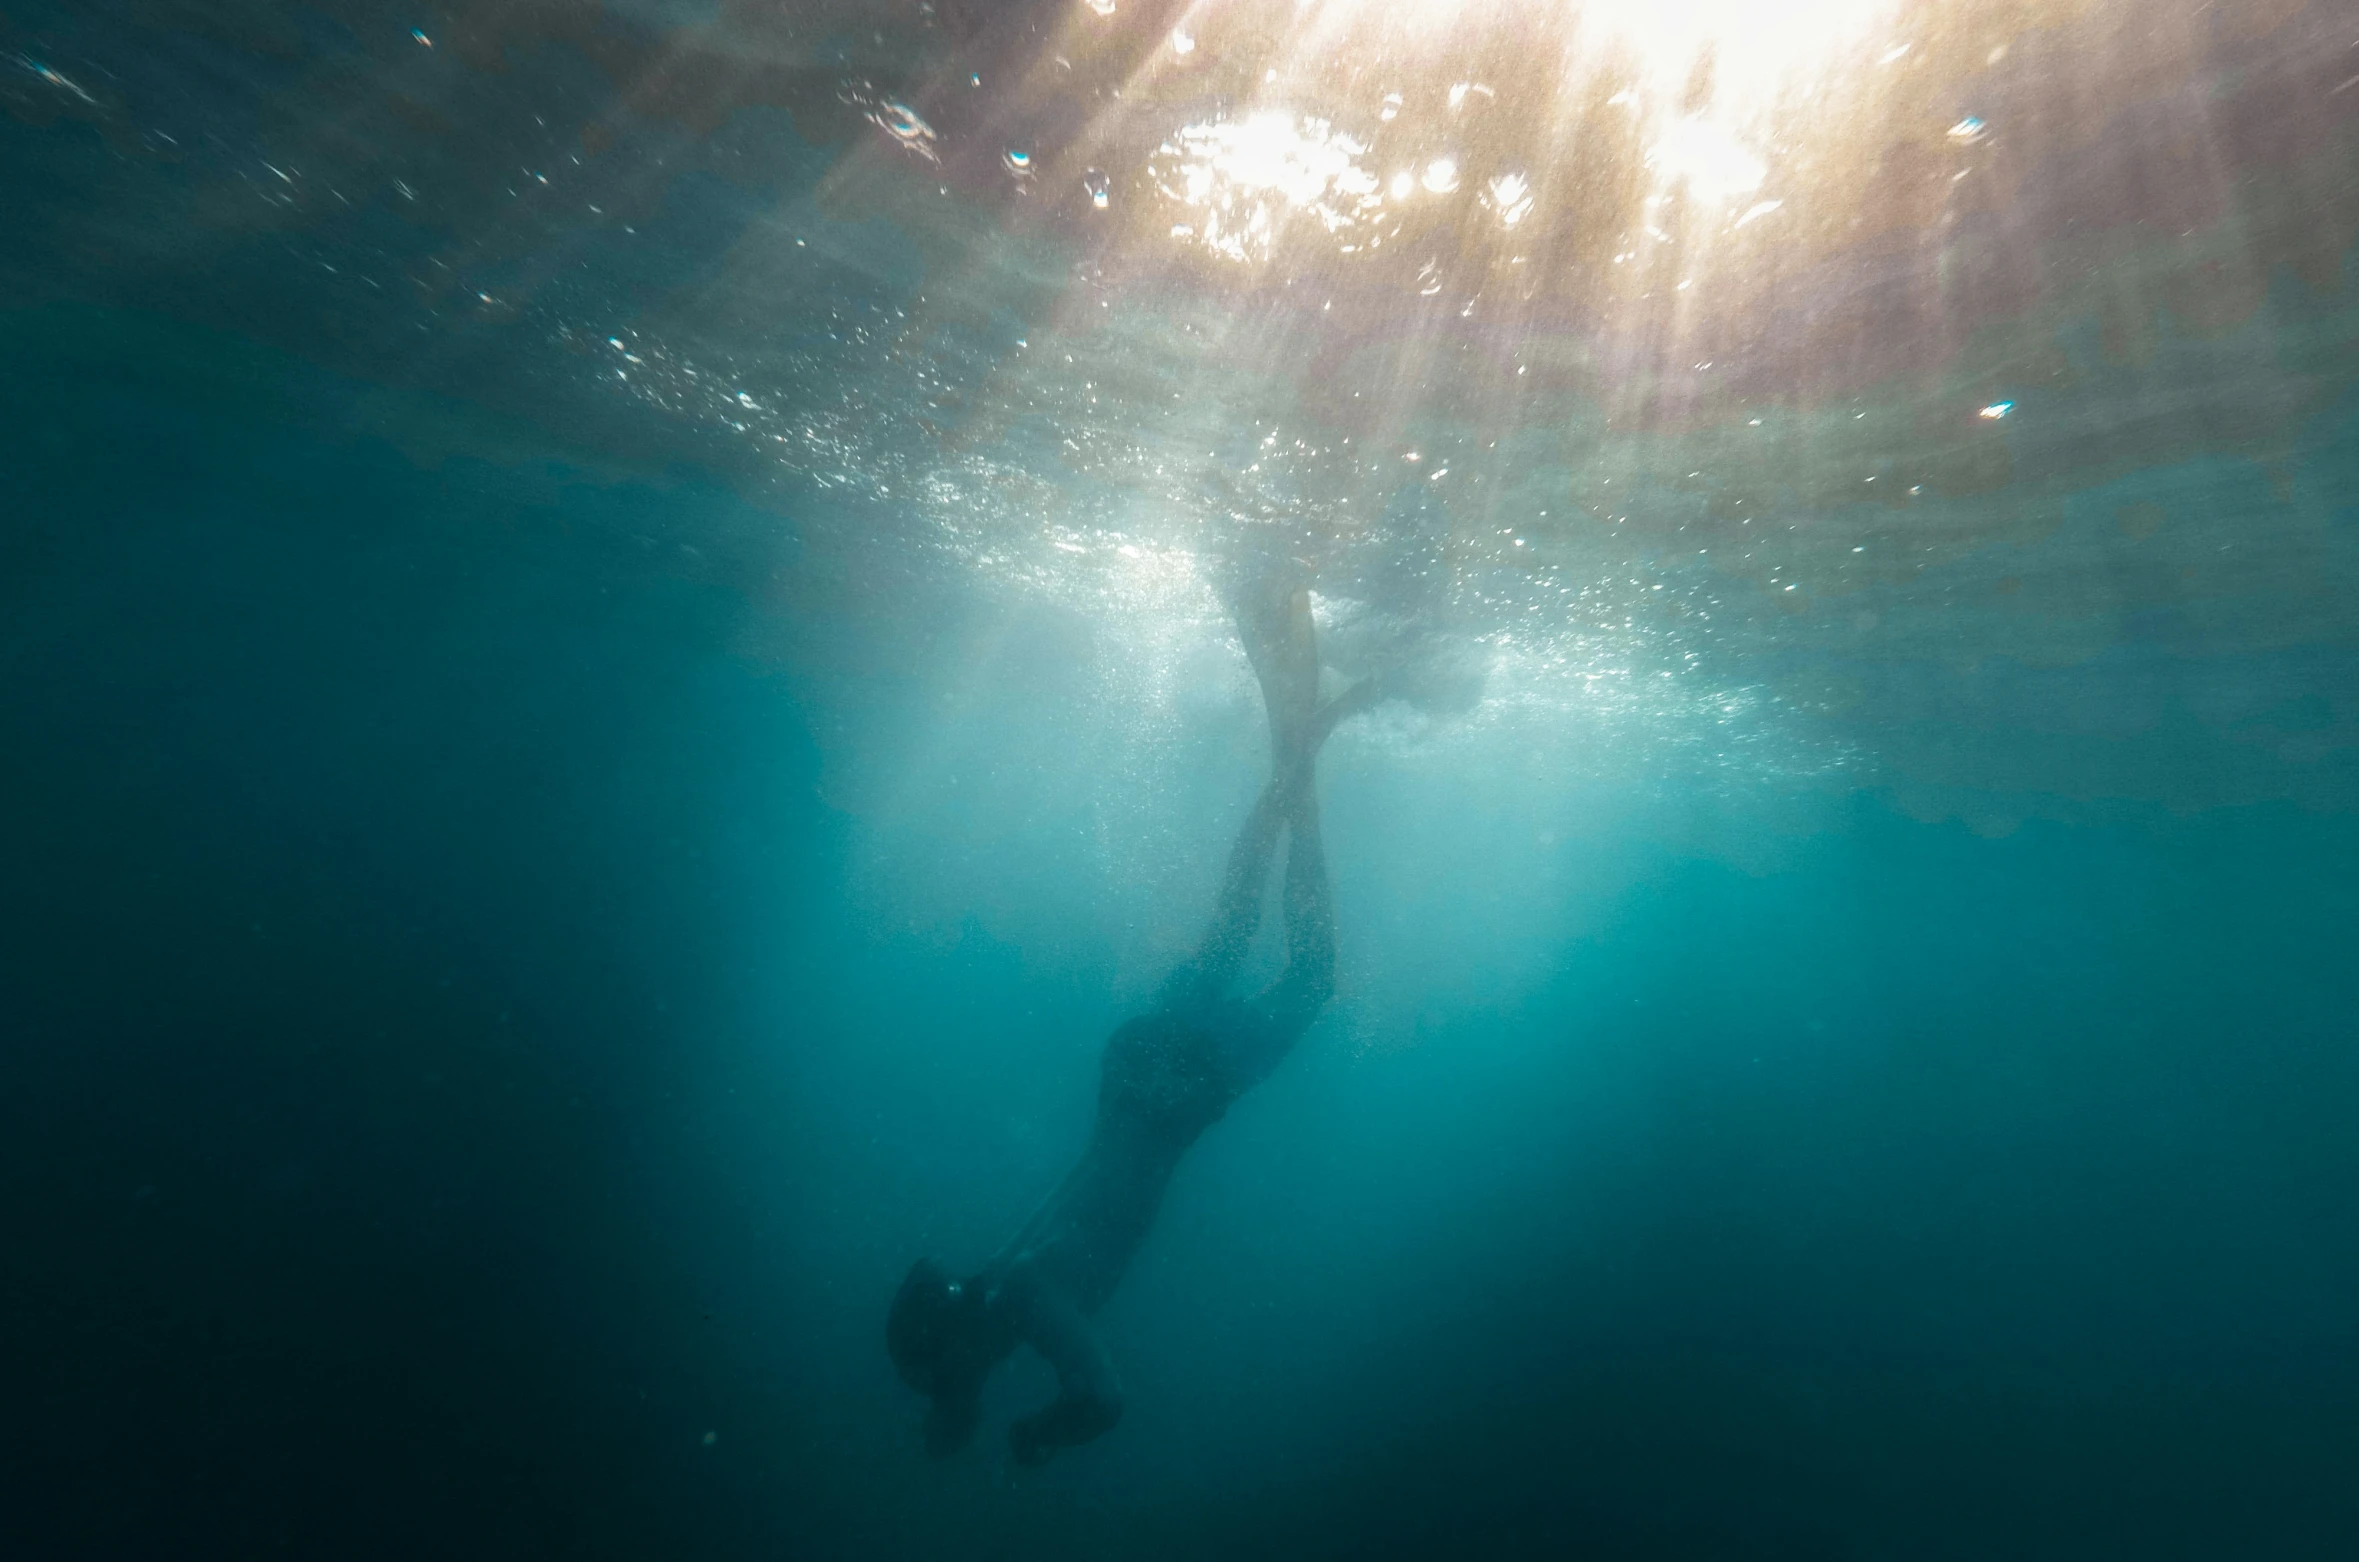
(1563, 0), (1899, 104)
(1646, 116), (1767, 202)
(1126, 0), (1917, 269)
(1151, 111), (1385, 263)
(1373, 0), (1898, 101)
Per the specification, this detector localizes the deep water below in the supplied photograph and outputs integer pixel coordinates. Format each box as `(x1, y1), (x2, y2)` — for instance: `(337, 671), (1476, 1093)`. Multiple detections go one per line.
(4, 303), (2355, 1561)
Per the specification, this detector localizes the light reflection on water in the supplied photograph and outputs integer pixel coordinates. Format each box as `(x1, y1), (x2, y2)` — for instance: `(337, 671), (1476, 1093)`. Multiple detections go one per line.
(189, 0), (2331, 821)
(1151, 112), (1386, 264)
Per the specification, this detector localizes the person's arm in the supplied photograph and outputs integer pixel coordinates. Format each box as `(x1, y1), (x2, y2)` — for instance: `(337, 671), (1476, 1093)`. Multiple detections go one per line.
(1006, 1282), (1124, 1465)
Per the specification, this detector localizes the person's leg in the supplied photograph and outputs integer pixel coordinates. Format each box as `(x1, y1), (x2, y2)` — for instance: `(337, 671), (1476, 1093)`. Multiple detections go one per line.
(1160, 776), (1283, 1004)
(1211, 773), (1336, 1093)
(1234, 660), (1382, 1044)
(1165, 575), (1323, 1003)
(1268, 775), (1336, 1020)
(1229, 575), (1320, 768)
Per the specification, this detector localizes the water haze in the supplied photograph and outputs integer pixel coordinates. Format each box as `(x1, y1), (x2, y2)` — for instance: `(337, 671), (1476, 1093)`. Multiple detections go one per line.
(3, 2), (2356, 1558)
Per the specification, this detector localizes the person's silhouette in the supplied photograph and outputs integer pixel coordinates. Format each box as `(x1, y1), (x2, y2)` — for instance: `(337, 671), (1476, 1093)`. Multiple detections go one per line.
(888, 573), (1379, 1464)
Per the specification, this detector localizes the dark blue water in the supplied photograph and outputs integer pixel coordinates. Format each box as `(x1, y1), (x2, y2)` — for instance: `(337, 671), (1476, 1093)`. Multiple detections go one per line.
(6, 4), (2358, 1558)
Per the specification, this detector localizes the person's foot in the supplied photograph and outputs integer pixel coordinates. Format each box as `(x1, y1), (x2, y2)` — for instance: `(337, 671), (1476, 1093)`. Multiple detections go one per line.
(1303, 674), (1385, 753)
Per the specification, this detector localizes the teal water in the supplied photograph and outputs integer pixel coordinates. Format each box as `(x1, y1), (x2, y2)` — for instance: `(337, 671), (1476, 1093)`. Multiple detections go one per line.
(5, 3), (2358, 1558)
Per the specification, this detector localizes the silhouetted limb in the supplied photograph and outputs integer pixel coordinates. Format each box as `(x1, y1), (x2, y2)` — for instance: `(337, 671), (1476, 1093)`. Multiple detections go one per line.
(1003, 1281), (1123, 1465)
(1168, 775), (1287, 1004)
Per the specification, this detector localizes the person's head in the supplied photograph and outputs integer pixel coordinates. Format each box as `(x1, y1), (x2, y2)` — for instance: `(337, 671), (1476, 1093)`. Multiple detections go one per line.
(887, 1259), (989, 1455)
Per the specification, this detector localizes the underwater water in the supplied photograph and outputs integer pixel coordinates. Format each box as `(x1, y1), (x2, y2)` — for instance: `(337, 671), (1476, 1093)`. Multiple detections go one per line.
(4, 1), (2357, 1557)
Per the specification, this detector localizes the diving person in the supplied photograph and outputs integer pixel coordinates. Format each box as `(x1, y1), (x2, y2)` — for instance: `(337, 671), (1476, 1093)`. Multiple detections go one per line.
(887, 575), (1378, 1466)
